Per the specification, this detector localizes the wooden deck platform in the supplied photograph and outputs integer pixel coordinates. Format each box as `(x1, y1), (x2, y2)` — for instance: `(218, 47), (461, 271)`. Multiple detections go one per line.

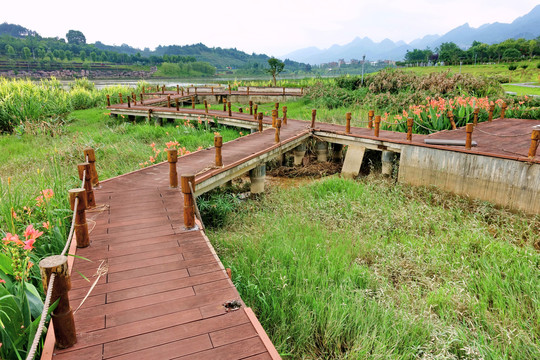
(43, 94), (539, 359)
(44, 119), (298, 359)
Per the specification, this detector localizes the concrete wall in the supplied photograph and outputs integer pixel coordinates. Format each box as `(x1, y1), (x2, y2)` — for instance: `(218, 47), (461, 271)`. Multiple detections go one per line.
(398, 146), (540, 214)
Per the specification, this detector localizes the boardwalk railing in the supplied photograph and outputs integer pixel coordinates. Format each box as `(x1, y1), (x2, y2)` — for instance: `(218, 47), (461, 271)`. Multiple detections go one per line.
(25, 149), (99, 360)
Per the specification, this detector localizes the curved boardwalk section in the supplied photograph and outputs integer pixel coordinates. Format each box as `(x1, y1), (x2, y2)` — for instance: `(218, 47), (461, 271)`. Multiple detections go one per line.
(47, 127), (287, 359)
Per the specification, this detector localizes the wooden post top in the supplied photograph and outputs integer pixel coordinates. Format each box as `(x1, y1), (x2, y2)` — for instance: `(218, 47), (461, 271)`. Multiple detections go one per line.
(69, 188), (87, 210)
(368, 110), (374, 117)
(167, 149), (178, 162)
(39, 255), (69, 291)
(214, 135), (223, 147)
(77, 162), (90, 180)
(181, 174), (195, 194)
(83, 148), (96, 161)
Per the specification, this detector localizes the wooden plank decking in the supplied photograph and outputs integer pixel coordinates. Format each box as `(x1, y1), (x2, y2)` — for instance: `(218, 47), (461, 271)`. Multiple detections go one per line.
(46, 120), (295, 359)
(44, 93), (539, 359)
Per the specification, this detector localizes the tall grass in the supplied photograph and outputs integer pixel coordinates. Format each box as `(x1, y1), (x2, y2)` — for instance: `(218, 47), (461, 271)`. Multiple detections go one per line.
(208, 176), (540, 359)
(0, 77), (147, 133)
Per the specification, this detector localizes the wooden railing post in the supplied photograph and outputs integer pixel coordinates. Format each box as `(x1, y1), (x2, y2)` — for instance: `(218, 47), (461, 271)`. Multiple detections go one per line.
(374, 115), (381, 137)
(223, 98), (227, 112)
(83, 148), (99, 187)
(156, 85), (159, 92)
(282, 87), (285, 95)
(194, 87), (198, 95)
(258, 112), (263, 132)
(407, 117), (413, 141)
(272, 109), (277, 128)
(253, 104), (258, 120)
(126, 96), (131, 108)
(167, 95), (171, 108)
(211, 86), (214, 95)
(283, 106), (288, 125)
(247, 86), (250, 96)
(214, 134), (223, 167)
(488, 104), (495, 122)
(140, 93), (144, 105)
(447, 110), (457, 130)
(274, 102), (279, 111)
(368, 110), (374, 129)
(180, 175), (196, 229)
(249, 100), (253, 115)
(118, 93), (123, 104)
(161, 85), (165, 94)
(191, 96), (195, 109)
(275, 119), (281, 143)
(473, 107), (479, 126)
(176, 85), (180, 94)
(39, 255), (76, 349)
(69, 188), (89, 248)
(106, 94), (110, 107)
(204, 100), (208, 114)
(311, 109), (316, 128)
(78, 163), (95, 207)
(187, 87), (190, 95)
(131, 92), (136, 104)
(345, 112), (351, 134)
(181, 88), (184, 96)
(465, 123), (474, 150)
(227, 101), (232, 117)
(228, 84), (231, 95)
(529, 127), (540, 159)
(175, 98), (180, 111)
(500, 102), (507, 119)
(167, 149), (178, 188)
(301, 87), (304, 95)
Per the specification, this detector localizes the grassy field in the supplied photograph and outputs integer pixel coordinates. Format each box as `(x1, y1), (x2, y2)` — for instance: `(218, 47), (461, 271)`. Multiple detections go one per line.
(208, 176), (540, 359)
(502, 84), (540, 96)
(401, 62), (540, 83)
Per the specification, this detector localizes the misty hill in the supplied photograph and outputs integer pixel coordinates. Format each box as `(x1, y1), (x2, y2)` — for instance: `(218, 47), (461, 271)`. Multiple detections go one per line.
(282, 4), (540, 64)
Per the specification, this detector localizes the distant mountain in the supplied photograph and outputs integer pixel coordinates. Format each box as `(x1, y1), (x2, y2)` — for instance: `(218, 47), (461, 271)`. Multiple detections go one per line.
(282, 5), (540, 64)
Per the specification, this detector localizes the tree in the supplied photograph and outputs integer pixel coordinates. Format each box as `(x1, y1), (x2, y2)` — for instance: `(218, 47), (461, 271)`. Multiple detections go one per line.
(79, 50), (86, 61)
(22, 47), (31, 60)
(267, 57), (284, 86)
(66, 30), (86, 45)
(5, 44), (15, 58)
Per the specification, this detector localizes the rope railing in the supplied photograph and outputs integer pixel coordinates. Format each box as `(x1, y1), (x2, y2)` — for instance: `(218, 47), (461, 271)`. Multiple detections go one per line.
(25, 148), (99, 359)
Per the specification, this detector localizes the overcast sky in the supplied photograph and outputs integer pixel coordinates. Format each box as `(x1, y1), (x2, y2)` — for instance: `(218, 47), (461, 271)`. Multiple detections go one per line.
(2, 0), (538, 56)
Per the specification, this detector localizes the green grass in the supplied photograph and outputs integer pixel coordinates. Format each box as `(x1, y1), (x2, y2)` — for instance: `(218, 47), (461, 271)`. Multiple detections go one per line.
(402, 62), (540, 83)
(0, 107), (241, 187)
(208, 176), (540, 359)
(502, 84), (540, 96)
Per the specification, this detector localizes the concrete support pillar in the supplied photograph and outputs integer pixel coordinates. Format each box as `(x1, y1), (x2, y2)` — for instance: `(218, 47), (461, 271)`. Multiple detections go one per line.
(250, 164), (266, 194)
(331, 143), (344, 162)
(315, 140), (328, 162)
(293, 143), (307, 166)
(381, 151), (395, 176)
(342, 145), (366, 179)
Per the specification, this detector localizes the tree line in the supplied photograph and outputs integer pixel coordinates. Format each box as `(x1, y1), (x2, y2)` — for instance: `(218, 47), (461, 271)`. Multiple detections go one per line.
(403, 37), (540, 65)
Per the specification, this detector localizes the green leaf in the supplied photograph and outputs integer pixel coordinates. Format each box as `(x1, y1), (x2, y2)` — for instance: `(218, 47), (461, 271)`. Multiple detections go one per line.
(24, 282), (44, 319)
(0, 252), (13, 275)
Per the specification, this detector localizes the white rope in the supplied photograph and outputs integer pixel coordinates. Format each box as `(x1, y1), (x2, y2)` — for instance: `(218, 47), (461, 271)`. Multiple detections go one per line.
(61, 196), (78, 256)
(25, 273), (56, 360)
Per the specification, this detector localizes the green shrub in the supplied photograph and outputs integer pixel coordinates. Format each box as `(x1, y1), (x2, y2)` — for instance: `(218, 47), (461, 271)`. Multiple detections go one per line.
(508, 64), (517, 71)
(197, 191), (240, 228)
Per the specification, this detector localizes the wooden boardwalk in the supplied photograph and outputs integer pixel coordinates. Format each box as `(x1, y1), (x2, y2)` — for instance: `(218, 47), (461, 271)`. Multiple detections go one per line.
(43, 92), (539, 359)
(45, 119), (302, 359)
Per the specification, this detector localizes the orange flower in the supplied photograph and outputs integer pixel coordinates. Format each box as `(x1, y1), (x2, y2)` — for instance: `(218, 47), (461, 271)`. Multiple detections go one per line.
(2, 233), (23, 246)
(24, 224), (43, 242)
(43, 221), (50, 230)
